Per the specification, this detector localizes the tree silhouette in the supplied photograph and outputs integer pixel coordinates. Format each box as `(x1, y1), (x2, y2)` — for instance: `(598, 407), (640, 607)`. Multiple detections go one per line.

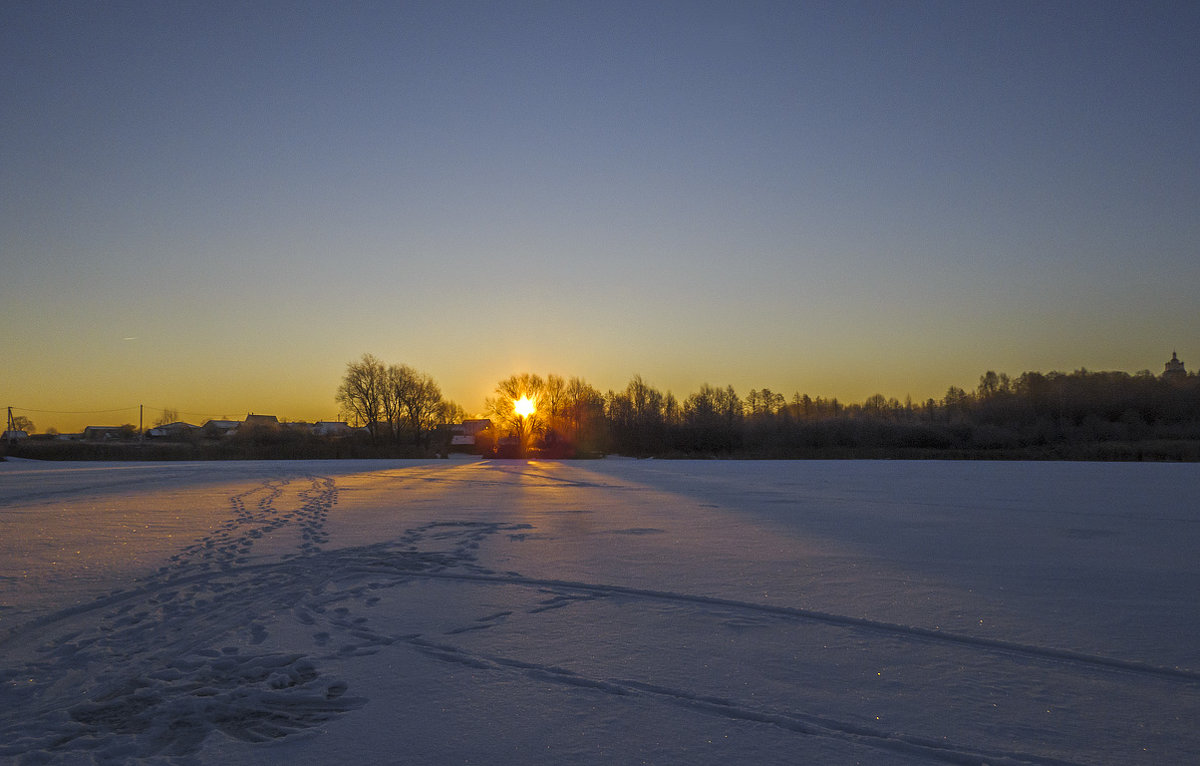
(336, 354), (386, 442)
(486, 373), (546, 457)
(337, 354), (445, 449)
(387, 364), (444, 447)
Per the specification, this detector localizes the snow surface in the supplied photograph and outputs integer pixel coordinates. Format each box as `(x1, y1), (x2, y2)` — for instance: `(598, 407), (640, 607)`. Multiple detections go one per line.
(1, 457), (1198, 765)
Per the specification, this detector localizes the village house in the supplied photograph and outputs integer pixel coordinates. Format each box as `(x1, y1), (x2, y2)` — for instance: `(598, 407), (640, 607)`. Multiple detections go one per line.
(241, 414), (280, 428)
(200, 420), (241, 438)
(82, 425), (134, 441)
(146, 421), (199, 439)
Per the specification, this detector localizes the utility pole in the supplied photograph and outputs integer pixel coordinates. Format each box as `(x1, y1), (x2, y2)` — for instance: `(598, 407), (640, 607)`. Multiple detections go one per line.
(139, 404), (144, 441)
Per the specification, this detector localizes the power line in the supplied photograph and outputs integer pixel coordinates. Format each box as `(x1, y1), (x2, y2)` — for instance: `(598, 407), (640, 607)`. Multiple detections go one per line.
(8, 405), (140, 415)
(11, 404), (342, 424)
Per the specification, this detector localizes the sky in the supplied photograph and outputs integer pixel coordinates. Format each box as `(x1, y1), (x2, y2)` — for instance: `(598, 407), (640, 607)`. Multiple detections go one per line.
(3, 1), (1198, 432)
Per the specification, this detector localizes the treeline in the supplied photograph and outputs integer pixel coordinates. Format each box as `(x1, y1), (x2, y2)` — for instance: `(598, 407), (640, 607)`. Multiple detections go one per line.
(13, 359), (1194, 462)
(479, 368), (1200, 461)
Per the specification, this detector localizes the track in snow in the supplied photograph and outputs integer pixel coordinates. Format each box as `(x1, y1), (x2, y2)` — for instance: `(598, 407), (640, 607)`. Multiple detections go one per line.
(1, 471), (1196, 765)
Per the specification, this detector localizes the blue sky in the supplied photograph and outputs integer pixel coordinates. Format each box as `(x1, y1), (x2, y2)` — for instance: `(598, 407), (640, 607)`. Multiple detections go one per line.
(3, 1), (1197, 430)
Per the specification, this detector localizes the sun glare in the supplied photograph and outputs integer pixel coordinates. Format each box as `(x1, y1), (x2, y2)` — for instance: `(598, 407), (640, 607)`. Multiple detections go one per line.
(513, 395), (536, 418)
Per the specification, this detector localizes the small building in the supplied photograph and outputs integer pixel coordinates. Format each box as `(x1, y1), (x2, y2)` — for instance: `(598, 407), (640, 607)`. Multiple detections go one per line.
(451, 419), (493, 446)
(2, 429), (28, 442)
(82, 425), (133, 441)
(1164, 351), (1187, 379)
(201, 420), (241, 438)
(146, 421), (199, 440)
(312, 421), (353, 437)
(242, 414), (280, 428)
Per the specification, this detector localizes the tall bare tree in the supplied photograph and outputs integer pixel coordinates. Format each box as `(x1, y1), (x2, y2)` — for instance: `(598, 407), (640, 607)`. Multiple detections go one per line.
(541, 374), (567, 444)
(564, 376), (605, 447)
(486, 373), (546, 455)
(153, 408), (180, 427)
(379, 365), (403, 442)
(388, 364), (444, 447)
(336, 353), (386, 442)
(437, 399), (467, 426)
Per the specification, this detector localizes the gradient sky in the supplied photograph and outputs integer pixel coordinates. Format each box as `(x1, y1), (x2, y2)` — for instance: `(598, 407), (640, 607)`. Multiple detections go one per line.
(3, 1), (1198, 432)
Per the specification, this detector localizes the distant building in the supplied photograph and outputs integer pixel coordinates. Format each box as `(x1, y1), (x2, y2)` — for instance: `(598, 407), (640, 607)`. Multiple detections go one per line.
(451, 419), (492, 447)
(312, 421), (353, 437)
(242, 414), (280, 428)
(201, 420), (240, 438)
(146, 421), (199, 440)
(1163, 351), (1187, 379)
(82, 426), (132, 441)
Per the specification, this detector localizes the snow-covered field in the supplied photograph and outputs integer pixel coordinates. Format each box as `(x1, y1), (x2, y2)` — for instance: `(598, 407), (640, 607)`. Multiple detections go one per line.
(1, 457), (1197, 765)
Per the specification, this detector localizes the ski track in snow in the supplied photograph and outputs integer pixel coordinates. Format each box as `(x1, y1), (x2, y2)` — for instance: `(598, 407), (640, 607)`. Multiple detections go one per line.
(0, 468), (1196, 765)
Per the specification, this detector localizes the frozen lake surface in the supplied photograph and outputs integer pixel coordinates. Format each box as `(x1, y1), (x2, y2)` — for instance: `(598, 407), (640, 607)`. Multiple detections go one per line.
(1, 457), (1198, 765)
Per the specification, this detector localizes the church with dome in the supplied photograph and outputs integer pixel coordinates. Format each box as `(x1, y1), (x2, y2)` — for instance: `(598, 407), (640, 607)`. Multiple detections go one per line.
(1163, 351), (1187, 379)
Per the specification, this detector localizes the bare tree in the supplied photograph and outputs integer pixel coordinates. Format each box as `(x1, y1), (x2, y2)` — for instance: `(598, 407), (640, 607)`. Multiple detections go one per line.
(486, 373), (546, 455)
(541, 374), (567, 445)
(437, 399), (467, 426)
(380, 365), (403, 442)
(336, 354), (387, 442)
(153, 408), (179, 427)
(564, 376), (605, 450)
(388, 364), (444, 447)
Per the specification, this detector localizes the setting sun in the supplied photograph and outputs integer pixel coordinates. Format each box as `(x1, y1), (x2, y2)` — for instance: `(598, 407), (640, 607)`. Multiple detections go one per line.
(513, 395), (536, 418)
